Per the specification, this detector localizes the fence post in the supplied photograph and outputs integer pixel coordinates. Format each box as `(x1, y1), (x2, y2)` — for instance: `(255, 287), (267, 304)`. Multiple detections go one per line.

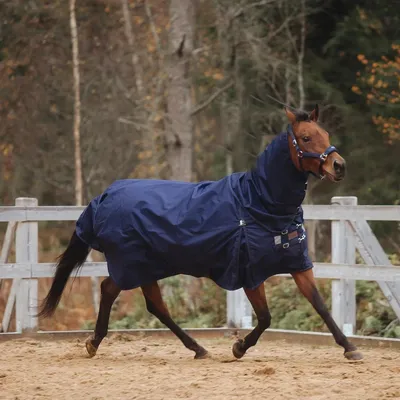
(227, 289), (252, 328)
(331, 196), (357, 335)
(15, 197), (39, 333)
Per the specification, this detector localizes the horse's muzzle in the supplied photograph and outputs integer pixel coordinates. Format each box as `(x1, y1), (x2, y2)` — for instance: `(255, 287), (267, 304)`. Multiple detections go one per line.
(333, 159), (346, 180)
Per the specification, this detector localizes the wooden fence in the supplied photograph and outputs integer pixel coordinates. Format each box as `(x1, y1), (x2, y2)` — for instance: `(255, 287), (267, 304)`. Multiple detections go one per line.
(1, 196), (400, 335)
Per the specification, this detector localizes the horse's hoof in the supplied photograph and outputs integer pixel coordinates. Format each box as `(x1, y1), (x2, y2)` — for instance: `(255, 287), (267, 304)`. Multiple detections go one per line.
(85, 337), (97, 358)
(194, 348), (211, 360)
(344, 350), (363, 361)
(232, 339), (246, 359)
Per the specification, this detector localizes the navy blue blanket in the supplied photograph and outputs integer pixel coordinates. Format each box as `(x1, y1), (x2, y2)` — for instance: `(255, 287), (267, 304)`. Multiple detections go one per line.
(76, 131), (312, 290)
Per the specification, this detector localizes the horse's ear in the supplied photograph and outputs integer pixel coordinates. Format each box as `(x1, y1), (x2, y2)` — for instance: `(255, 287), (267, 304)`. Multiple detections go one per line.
(285, 107), (296, 124)
(309, 104), (319, 122)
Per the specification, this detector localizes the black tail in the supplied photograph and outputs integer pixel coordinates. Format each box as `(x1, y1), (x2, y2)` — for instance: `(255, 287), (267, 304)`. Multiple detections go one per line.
(38, 231), (90, 318)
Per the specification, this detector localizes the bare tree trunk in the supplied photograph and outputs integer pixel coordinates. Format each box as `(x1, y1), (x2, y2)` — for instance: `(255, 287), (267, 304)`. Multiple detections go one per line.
(166, 0), (196, 181)
(285, 66), (292, 106)
(214, 0), (237, 176)
(70, 0), (100, 309)
(296, 0), (317, 260)
(282, 65), (292, 131)
(144, 0), (162, 57)
(297, 0), (306, 111)
(144, 0), (165, 178)
(121, 0), (144, 97)
(69, 0), (83, 206)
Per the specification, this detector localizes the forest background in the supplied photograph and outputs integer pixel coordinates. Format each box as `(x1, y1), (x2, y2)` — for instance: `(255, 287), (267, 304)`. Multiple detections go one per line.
(0, 0), (399, 337)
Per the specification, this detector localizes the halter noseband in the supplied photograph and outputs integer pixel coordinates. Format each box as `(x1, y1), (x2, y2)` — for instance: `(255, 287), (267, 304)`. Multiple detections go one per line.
(287, 124), (338, 180)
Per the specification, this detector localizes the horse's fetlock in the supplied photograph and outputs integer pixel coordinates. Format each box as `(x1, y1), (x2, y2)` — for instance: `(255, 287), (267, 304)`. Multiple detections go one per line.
(335, 335), (351, 349)
(186, 341), (200, 351)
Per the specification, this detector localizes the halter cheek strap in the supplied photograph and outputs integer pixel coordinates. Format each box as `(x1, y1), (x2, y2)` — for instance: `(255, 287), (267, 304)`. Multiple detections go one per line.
(287, 124), (338, 180)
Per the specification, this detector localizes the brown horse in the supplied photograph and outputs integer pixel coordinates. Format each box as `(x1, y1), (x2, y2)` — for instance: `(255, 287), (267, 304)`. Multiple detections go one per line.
(39, 106), (363, 361)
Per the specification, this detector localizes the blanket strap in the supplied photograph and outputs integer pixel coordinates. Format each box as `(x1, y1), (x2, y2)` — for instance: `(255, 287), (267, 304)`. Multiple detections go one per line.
(274, 224), (306, 249)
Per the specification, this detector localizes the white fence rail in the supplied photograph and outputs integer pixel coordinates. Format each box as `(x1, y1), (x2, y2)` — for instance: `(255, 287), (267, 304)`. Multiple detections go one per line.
(1, 197), (400, 334)
(1, 204), (400, 222)
(1, 261), (400, 281)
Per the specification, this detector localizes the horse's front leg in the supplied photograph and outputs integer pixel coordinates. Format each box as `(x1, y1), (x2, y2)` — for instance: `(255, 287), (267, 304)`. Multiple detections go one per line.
(232, 283), (271, 359)
(141, 281), (210, 359)
(291, 268), (363, 360)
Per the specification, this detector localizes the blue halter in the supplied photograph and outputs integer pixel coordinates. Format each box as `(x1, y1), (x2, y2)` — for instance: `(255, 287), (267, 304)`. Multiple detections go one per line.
(287, 124), (338, 180)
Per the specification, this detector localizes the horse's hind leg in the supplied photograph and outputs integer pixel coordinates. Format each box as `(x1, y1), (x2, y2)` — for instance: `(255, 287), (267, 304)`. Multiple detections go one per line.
(232, 282), (271, 359)
(292, 269), (363, 360)
(141, 281), (210, 359)
(85, 276), (121, 357)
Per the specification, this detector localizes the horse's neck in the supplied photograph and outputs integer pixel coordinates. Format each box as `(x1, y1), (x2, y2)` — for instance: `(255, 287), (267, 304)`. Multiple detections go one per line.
(250, 132), (308, 211)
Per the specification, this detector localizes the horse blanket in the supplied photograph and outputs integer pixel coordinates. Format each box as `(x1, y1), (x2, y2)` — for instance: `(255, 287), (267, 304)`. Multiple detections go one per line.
(76, 131), (313, 291)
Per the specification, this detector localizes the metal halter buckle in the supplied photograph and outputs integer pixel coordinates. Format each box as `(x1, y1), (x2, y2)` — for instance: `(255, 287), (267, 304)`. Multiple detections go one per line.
(283, 243), (289, 249)
(298, 150), (304, 158)
(320, 153), (328, 161)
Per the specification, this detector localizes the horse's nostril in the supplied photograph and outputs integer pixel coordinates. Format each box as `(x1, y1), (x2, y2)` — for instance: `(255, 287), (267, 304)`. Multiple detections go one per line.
(334, 160), (346, 175)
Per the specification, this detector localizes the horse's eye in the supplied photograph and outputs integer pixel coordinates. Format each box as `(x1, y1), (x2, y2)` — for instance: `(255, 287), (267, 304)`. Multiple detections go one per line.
(302, 136), (311, 142)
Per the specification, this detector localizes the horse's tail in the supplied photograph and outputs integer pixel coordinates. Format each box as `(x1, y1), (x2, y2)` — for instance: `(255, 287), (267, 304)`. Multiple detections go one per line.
(38, 231), (90, 318)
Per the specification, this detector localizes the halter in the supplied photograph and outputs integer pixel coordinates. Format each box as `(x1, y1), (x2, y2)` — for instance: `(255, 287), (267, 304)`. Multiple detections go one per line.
(287, 124), (338, 180)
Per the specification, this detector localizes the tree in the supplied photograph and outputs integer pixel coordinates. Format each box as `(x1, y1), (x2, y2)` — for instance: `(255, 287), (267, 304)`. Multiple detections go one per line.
(69, 0), (83, 206)
(212, 0), (239, 176)
(166, 0), (196, 181)
(120, 0), (144, 98)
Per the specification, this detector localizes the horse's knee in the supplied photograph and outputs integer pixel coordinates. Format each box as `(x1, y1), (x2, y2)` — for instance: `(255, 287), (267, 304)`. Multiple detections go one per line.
(259, 311), (271, 330)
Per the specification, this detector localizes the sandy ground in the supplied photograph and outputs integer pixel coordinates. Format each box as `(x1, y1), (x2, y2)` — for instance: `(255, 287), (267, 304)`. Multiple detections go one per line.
(0, 334), (399, 400)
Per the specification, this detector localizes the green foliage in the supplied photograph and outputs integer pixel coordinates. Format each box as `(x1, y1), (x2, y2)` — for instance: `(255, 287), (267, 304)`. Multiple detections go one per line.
(82, 277), (227, 331)
(268, 279), (330, 332)
(383, 324), (400, 339)
(356, 280), (397, 336)
(82, 277), (399, 338)
(268, 279), (398, 337)
(2, 0), (399, 339)
(319, 1), (400, 212)
(361, 316), (383, 336)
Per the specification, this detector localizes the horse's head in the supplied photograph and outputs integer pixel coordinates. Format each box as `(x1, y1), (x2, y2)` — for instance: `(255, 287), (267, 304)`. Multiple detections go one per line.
(284, 105), (346, 182)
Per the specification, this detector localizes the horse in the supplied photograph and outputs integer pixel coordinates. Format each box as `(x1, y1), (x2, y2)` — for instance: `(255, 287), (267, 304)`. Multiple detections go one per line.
(38, 105), (363, 361)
